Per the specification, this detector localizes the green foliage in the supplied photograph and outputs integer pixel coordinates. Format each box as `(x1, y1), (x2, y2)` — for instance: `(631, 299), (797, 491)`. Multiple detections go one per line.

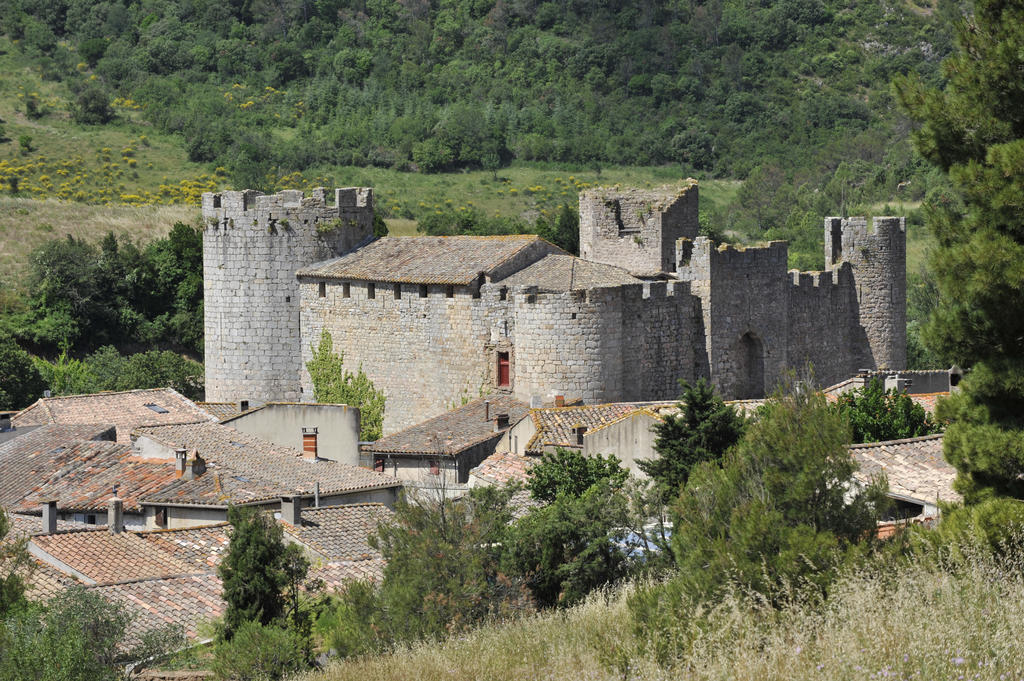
(71, 85), (114, 125)
(505, 480), (631, 608)
(915, 497), (1024, 557)
(211, 620), (308, 681)
(526, 447), (628, 503)
(17, 135), (31, 155)
(28, 346), (204, 400)
(77, 38), (108, 67)
(0, 588), (183, 681)
(218, 505), (309, 641)
(534, 203), (580, 255)
(306, 330), (385, 441)
(319, 486), (529, 655)
(631, 379), (890, 643)
(638, 378), (745, 493)
(0, 509), (30, 618)
(831, 377), (940, 443)
(895, 0), (1024, 504)
(0, 333), (44, 410)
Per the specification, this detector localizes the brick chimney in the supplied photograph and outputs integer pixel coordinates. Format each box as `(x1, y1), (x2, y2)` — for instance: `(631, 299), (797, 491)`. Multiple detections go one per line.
(302, 427), (318, 460)
(40, 499), (58, 534)
(280, 494), (302, 526)
(554, 394), (565, 407)
(184, 451), (206, 480)
(174, 448), (187, 478)
(108, 497), (124, 534)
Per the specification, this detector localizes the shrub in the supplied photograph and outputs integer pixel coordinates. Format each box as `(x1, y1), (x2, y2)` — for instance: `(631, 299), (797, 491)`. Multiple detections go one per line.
(526, 447), (628, 502)
(72, 86), (115, 125)
(211, 620), (307, 681)
(831, 376), (940, 443)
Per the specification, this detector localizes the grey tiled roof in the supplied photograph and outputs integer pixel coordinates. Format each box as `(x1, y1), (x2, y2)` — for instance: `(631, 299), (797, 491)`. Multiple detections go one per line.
(469, 450), (535, 486)
(13, 389), (216, 443)
(88, 574), (225, 642)
(851, 433), (960, 505)
(0, 423), (116, 508)
(135, 423), (400, 504)
(364, 395), (529, 456)
(497, 254), (642, 292)
(525, 402), (675, 453)
(195, 402), (243, 421)
(281, 503), (392, 561)
(297, 235), (561, 284)
(311, 559), (386, 588)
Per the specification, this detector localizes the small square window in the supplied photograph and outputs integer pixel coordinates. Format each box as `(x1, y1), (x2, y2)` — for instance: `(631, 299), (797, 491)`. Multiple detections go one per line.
(144, 403), (169, 414)
(367, 283), (376, 299)
(342, 282), (351, 298)
(428, 459), (440, 475)
(285, 295), (291, 303)
(318, 282), (326, 298)
(394, 283), (401, 300)
(499, 287), (507, 301)
(374, 458), (385, 473)
(445, 285), (455, 298)
(419, 285), (428, 298)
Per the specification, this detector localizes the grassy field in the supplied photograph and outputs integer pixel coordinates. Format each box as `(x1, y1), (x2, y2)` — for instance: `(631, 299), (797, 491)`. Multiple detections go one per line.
(306, 549), (1024, 681)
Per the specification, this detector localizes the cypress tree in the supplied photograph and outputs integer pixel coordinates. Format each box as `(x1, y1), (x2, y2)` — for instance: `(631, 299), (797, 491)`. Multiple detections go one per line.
(896, 0), (1024, 502)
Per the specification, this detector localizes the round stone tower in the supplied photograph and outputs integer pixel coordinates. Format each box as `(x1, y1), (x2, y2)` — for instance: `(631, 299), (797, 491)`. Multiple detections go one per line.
(202, 187), (374, 404)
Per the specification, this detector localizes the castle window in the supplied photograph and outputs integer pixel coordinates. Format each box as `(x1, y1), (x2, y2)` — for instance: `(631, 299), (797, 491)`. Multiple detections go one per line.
(419, 284), (428, 298)
(374, 458), (385, 473)
(318, 282), (326, 298)
(428, 459), (440, 475)
(394, 283), (402, 300)
(342, 282), (351, 298)
(497, 351), (511, 387)
(212, 195), (221, 208)
(367, 283), (376, 299)
(446, 285), (455, 298)
(499, 287), (507, 301)
(473, 273), (484, 299)
(285, 296), (291, 303)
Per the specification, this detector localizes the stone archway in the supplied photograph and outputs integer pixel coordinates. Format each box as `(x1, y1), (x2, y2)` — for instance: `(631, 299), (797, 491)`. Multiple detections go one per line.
(737, 332), (765, 399)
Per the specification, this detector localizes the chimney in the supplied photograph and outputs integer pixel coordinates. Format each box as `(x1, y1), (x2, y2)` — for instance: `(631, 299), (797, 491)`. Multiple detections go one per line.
(237, 399), (249, 413)
(108, 497), (124, 534)
(573, 424), (588, 445)
(493, 413), (510, 432)
(0, 413), (11, 432)
(554, 394), (565, 408)
(949, 364), (964, 390)
(280, 494), (302, 526)
(40, 499), (58, 534)
(174, 448), (187, 478)
(484, 400), (490, 422)
(302, 427), (318, 460)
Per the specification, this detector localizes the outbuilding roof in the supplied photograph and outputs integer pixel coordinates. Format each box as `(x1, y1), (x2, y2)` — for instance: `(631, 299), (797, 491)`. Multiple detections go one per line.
(13, 389), (216, 443)
(850, 433), (960, 506)
(297, 235), (562, 285)
(281, 503), (392, 561)
(497, 254), (642, 292)
(524, 401), (676, 453)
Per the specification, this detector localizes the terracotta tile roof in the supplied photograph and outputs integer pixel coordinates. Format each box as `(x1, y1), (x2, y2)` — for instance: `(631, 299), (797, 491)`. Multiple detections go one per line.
(135, 423), (400, 505)
(469, 450), (535, 486)
(850, 433), (960, 506)
(13, 389), (216, 443)
(88, 574), (225, 642)
(0, 423), (117, 508)
(524, 402), (675, 453)
(364, 395), (529, 456)
(194, 402), (243, 421)
(297, 235), (562, 285)
(5, 512), (93, 539)
(136, 525), (231, 572)
(282, 504), (392, 561)
(16, 441), (180, 514)
(310, 559), (386, 588)
(23, 559), (80, 601)
(30, 529), (200, 585)
(496, 254), (641, 291)
(908, 392), (948, 414)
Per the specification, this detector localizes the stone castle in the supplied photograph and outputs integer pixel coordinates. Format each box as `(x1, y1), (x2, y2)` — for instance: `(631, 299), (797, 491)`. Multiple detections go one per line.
(202, 183), (905, 435)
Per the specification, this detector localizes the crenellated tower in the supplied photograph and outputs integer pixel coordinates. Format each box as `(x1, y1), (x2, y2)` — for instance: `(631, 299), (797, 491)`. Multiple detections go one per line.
(202, 187), (374, 404)
(824, 216), (906, 372)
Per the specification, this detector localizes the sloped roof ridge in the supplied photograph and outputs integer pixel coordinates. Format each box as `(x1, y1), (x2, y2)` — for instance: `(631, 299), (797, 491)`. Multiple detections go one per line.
(849, 433), (945, 449)
(304, 502), (388, 512)
(83, 571), (218, 589)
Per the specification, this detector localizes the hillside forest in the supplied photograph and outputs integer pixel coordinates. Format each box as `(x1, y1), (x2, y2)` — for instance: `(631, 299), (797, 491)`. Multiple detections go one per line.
(0, 0), (964, 405)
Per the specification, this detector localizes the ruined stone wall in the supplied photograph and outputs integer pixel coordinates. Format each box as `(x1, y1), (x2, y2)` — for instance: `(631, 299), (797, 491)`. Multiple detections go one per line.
(579, 184), (699, 274)
(786, 265), (861, 388)
(825, 217), (907, 371)
(680, 238), (790, 399)
(202, 188), (373, 404)
(299, 281), (513, 435)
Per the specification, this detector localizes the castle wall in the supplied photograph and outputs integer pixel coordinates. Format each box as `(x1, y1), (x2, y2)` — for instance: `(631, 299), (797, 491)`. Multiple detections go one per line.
(579, 184), (699, 274)
(786, 265), (861, 388)
(202, 188), (374, 404)
(299, 281), (512, 435)
(620, 281), (698, 400)
(825, 217), (907, 371)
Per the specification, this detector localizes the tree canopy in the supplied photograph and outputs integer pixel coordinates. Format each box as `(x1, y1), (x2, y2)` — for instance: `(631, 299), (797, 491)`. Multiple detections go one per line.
(831, 377), (940, 444)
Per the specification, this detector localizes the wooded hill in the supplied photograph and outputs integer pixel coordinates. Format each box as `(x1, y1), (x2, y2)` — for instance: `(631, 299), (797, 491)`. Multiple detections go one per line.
(0, 0), (956, 185)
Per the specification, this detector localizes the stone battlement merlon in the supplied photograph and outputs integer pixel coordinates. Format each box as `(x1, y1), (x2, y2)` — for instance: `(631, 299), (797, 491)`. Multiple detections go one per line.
(790, 270), (833, 288)
(201, 187), (374, 221)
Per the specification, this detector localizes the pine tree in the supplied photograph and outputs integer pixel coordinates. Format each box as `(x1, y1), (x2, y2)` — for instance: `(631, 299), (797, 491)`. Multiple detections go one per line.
(895, 0), (1024, 503)
(638, 378), (746, 493)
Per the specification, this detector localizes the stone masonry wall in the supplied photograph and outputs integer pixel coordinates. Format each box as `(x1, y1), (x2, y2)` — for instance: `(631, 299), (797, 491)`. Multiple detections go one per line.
(825, 217), (907, 371)
(299, 280), (513, 435)
(786, 265), (861, 388)
(621, 281), (698, 400)
(579, 184), (699, 274)
(202, 188), (373, 404)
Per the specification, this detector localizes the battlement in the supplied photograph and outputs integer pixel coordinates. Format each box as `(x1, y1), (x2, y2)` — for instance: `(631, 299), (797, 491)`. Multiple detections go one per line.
(678, 237), (788, 280)
(201, 187), (374, 238)
(825, 216), (905, 270)
(790, 270), (833, 288)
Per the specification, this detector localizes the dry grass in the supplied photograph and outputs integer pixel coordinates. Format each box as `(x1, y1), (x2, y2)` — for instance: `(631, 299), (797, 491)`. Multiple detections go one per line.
(0, 198), (197, 292)
(307, 549), (1024, 681)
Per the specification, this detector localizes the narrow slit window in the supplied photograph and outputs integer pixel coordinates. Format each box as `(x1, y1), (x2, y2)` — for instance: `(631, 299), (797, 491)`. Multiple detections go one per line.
(419, 284), (428, 298)
(394, 283), (402, 300)
(446, 285), (455, 298)
(497, 352), (511, 387)
(499, 287), (507, 301)
(318, 282), (326, 298)
(342, 282), (351, 298)
(367, 283), (375, 299)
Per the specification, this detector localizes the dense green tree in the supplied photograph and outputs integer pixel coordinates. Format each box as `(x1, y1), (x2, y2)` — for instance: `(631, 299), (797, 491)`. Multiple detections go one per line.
(526, 447), (628, 502)
(218, 505), (309, 640)
(895, 0), (1024, 503)
(0, 509), (30, 618)
(831, 377), (940, 444)
(0, 334), (45, 410)
(306, 330), (385, 441)
(637, 378), (746, 493)
(71, 84), (114, 125)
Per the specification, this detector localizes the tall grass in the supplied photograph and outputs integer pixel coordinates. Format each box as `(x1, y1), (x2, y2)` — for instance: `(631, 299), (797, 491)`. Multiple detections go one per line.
(308, 547), (1024, 681)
